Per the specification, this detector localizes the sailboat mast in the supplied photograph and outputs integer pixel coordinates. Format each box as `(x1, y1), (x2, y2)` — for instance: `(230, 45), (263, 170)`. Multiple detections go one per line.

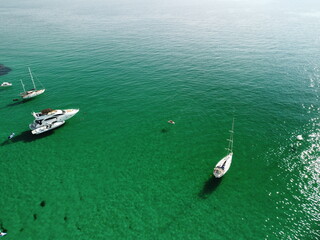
(20, 79), (26, 93)
(229, 118), (235, 153)
(28, 67), (36, 89)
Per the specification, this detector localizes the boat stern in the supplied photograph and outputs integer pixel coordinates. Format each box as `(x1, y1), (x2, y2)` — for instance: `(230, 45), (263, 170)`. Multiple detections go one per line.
(29, 122), (37, 130)
(213, 168), (224, 178)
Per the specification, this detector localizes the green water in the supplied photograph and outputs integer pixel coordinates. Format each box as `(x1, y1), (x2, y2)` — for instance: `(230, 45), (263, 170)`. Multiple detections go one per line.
(0, 1), (319, 239)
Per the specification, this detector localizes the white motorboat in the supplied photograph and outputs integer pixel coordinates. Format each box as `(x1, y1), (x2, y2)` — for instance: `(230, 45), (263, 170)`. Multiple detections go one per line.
(20, 67), (45, 99)
(32, 108), (79, 121)
(297, 135), (303, 141)
(213, 118), (235, 178)
(31, 121), (65, 135)
(29, 108), (79, 130)
(0, 232), (7, 237)
(1, 82), (12, 87)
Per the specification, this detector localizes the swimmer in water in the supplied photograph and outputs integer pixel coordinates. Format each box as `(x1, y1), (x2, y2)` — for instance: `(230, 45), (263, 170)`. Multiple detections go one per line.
(8, 133), (15, 139)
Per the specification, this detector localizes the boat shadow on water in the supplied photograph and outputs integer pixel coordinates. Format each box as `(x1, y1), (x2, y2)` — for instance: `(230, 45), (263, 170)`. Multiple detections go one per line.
(0, 98), (36, 110)
(198, 176), (222, 199)
(9, 97), (36, 105)
(6, 101), (24, 108)
(1, 130), (54, 146)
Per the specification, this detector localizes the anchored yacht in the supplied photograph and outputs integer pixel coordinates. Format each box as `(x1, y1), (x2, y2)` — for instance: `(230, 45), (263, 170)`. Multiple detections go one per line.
(20, 67), (45, 99)
(29, 108), (79, 132)
(32, 108), (79, 121)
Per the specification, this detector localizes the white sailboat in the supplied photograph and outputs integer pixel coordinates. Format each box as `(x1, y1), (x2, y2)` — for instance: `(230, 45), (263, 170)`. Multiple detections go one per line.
(213, 118), (234, 178)
(20, 67), (45, 99)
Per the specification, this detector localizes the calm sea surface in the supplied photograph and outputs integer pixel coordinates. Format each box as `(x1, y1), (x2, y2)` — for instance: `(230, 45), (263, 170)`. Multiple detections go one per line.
(0, 0), (319, 239)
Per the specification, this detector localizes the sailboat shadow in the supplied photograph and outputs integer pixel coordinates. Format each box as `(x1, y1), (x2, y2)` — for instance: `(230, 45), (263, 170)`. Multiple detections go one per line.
(198, 176), (222, 199)
(6, 100), (24, 107)
(0, 99), (25, 110)
(4, 98), (36, 108)
(1, 130), (54, 146)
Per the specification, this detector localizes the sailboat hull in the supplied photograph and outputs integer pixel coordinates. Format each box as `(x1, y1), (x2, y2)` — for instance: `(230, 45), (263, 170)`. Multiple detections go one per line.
(21, 89), (45, 99)
(213, 153), (233, 178)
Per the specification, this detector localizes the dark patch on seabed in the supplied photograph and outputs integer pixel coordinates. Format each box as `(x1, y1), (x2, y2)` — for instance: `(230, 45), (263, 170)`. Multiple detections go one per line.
(76, 224), (82, 231)
(0, 64), (12, 76)
(0, 221), (7, 233)
(198, 176), (222, 199)
(40, 200), (46, 207)
(79, 193), (84, 201)
(161, 128), (169, 133)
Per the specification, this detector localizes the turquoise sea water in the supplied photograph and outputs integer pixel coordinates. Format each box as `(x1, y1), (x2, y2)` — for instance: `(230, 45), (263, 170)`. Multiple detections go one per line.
(0, 1), (319, 239)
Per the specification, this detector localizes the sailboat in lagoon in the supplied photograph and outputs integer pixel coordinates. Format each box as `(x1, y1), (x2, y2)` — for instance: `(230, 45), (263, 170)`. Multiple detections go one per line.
(20, 67), (45, 99)
(213, 118), (234, 178)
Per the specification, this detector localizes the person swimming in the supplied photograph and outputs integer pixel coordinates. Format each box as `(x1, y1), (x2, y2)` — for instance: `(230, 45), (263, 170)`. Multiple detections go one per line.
(8, 133), (15, 139)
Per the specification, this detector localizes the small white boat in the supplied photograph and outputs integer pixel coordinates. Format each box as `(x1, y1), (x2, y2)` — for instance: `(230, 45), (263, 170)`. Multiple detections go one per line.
(20, 67), (45, 99)
(31, 121), (65, 135)
(0, 232), (7, 237)
(297, 135), (303, 141)
(213, 118), (235, 178)
(0, 82), (12, 87)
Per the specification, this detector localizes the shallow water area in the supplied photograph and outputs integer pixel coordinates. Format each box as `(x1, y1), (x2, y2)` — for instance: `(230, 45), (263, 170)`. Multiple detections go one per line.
(0, 0), (319, 239)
